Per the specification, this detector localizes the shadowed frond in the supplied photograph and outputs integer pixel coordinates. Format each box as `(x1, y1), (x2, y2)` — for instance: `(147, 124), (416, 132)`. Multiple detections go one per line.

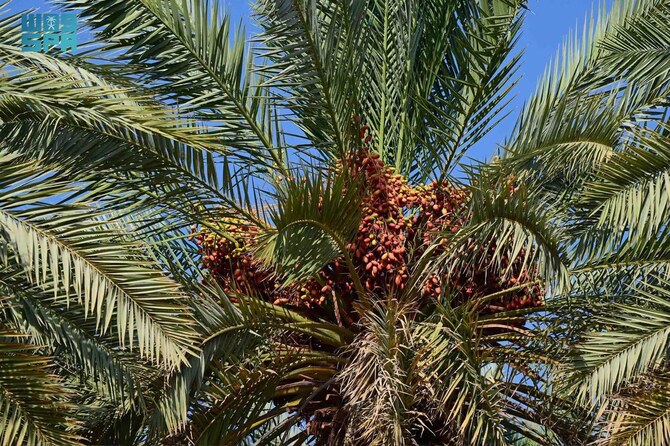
(256, 172), (363, 285)
(0, 328), (79, 446)
(602, 369), (670, 446)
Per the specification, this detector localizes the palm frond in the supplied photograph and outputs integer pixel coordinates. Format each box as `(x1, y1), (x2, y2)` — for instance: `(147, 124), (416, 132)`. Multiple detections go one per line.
(339, 300), (421, 446)
(0, 328), (79, 446)
(579, 126), (670, 244)
(256, 171), (362, 285)
(254, 0), (366, 158)
(421, 169), (569, 298)
(602, 368), (670, 446)
(64, 0), (287, 174)
(570, 287), (670, 403)
(0, 155), (199, 367)
(505, 0), (670, 184)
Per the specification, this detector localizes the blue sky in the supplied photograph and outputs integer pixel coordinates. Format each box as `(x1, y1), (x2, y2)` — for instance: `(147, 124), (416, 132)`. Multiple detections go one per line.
(8, 0), (607, 163)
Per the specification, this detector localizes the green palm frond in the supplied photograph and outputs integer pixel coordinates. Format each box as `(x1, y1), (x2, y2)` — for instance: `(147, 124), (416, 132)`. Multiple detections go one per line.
(0, 328), (79, 446)
(0, 43), (264, 233)
(187, 363), (290, 446)
(1, 267), (154, 408)
(505, 0), (670, 184)
(64, 0), (287, 174)
(422, 170), (569, 297)
(0, 44), (246, 221)
(254, 0), (366, 158)
(431, 0), (524, 178)
(148, 279), (349, 437)
(578, 126), (670, 244)
(148, 285), (265, 436)
(0, 45), (220, 160)
(362, 0), (524, 178)
(256, 171), (363, 286)
(600, 1), (670, 84)
(255, 0), (525, 177)
(0, 155), (199, 367)
(0, 206), (199, 367)
(570, 291), (670, 403)
(572, 222), (670, 281)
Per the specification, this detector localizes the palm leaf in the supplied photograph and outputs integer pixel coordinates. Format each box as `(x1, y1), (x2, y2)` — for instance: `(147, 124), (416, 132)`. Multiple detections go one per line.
(602, 368), (670, 446)
(64, 0), (287, 175)
(256, 171), (362, 286)
(0, 328), (79, 446)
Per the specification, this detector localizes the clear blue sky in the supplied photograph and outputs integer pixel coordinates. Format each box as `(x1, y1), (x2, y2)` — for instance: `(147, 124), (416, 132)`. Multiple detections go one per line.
(7, 0), (608, 163)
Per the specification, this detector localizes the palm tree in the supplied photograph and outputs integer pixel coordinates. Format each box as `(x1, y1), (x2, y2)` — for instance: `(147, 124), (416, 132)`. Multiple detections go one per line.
(1, 0), (670, 444)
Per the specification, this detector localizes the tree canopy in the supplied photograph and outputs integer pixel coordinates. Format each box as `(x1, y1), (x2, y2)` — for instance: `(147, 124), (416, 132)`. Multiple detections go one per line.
(2, 0), (670, 444)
